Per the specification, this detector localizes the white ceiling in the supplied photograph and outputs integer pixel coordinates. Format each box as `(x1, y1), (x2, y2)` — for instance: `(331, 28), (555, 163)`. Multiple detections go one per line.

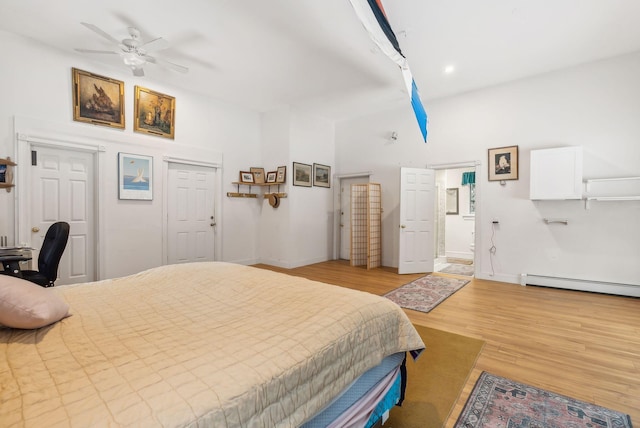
(2, 0), (640, 120)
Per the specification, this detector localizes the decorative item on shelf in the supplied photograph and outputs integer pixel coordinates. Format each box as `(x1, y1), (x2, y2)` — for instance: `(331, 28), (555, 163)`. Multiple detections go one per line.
(0, 157), (16, 192)
(266, 171), (277, 183)
(72, 68), (125, 129)
(488, 145), (519, 181)
(239, 171), (255, 184)
(268, 193), (280, 208)
(313, 163), (331, 188)
(118, 153), (153, 200)
(276, 166), (286, 183)
(134, 86), (176, 139)
(250, 167), (265, 184)
(293, 162), (312, 187)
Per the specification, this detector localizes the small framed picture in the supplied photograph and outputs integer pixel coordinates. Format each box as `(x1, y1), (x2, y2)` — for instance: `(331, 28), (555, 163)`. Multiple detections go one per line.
(72, 68), (125, 129)
(239, 171), (255, 184)
(134, 85), (176, 139)
(250, 167), (265, 184)
(118, 153), (153, 200)
(313, 163), (331, 188)
(488, 145), (519, 181)
(266, 171), (277, 183)
(293, 162), (312, 187)
(276, 166), (287, 183)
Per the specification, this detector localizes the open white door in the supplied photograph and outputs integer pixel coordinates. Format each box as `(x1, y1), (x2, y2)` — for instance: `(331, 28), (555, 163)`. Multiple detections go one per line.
(398, 167), (435, 274)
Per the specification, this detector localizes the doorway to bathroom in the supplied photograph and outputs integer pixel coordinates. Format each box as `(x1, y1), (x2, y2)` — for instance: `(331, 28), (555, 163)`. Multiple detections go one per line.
(431, 163), (477, 277)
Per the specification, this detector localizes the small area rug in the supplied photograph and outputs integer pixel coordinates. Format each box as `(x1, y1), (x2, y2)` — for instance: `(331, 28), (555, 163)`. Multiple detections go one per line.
(385, 325), (484, 428)
(454, 371), (633, 428)
(384, 275), (469, 313)
(439, 263), (474, 277)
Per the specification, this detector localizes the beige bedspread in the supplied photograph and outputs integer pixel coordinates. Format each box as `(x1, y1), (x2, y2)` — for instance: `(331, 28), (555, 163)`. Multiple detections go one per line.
(0, 262), (424, 427)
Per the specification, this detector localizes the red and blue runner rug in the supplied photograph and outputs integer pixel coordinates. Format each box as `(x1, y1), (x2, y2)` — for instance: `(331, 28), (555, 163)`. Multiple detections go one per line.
(384, 274), (469, 313)
(455, 372), (632, 427)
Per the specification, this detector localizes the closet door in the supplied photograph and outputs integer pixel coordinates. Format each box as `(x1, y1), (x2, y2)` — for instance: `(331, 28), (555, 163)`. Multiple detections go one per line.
(31, 146), (96, 285)
(167, 163), (216, 264)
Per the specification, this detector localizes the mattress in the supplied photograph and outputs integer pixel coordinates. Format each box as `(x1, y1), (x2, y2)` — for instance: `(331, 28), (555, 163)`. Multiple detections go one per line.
(0, 262), (424, 427)
(302, 352), (406, 427)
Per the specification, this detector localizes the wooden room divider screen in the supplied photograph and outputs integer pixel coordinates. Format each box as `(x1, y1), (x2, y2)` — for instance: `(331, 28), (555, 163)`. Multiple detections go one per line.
(350, 183), (381, 269)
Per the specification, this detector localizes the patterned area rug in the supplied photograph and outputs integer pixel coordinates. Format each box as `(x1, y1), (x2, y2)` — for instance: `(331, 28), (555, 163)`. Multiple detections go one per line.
(384, 274), (469, 313)
(455, 372), (633, 428)
(439, 263), (474, 276)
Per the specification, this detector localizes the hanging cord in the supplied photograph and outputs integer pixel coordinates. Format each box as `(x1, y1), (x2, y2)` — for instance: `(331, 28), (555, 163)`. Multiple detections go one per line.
(489, 223), (497, 276)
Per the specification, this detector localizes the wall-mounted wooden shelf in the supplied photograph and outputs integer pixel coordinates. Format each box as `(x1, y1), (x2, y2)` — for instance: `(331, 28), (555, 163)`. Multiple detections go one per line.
(0, 157), (16, 193)
(227, 182), (287, 199)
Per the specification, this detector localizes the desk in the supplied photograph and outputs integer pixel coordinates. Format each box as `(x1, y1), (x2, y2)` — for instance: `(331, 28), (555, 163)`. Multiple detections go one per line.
(0, 248), (33, 276)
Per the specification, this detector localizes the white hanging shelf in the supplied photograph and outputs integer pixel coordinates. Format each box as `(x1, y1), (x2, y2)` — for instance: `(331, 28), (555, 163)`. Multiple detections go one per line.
(583, 176), (640, 208)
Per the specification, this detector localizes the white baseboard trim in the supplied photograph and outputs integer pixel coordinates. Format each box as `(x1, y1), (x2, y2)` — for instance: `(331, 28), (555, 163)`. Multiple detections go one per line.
(520, 274), (640, 297)
(255, 256), (330, 270)
(475, 272), (520, 284)
(445, 251), (473, 260)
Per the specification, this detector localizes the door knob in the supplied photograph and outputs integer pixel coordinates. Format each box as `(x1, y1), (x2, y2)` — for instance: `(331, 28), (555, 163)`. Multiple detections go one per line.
(31, 227), (40, 233)
(400, 225), (406, 229)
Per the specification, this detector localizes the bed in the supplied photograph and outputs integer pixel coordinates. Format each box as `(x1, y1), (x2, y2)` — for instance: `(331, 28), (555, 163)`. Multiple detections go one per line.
(0, 262), (424, 427)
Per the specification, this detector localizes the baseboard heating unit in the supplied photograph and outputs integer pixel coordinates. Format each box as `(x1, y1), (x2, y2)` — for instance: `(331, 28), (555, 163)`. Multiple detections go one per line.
(520, 274), (640, 298)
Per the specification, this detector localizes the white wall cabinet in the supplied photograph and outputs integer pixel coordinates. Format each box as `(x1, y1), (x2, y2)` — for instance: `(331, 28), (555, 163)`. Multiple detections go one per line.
(530, 146), (583, 200)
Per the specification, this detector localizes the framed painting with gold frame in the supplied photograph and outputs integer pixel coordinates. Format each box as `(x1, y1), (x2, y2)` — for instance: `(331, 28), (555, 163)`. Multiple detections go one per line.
(72, 68), (124, 128)
(134, 86), (176, 139)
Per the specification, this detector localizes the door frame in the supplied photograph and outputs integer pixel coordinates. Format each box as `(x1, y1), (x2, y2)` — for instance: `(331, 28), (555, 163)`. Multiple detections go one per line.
(332, 171), (372, 260)
(15, 131), (105, 281)
(162, 156), (223, 265)
(426, 160), (480, 268)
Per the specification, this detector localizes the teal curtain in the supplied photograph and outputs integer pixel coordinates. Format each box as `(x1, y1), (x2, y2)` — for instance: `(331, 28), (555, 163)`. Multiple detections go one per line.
(461, 171), (475, 185)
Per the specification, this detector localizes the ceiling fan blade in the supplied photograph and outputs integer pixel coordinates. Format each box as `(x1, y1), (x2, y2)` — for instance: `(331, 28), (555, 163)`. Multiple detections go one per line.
(144, 55), (189, 73)
(80, 22), (121, 46)
(74, 48), (118, 55)
(140, 37), (169, 53)
(132, 67), (145, 77)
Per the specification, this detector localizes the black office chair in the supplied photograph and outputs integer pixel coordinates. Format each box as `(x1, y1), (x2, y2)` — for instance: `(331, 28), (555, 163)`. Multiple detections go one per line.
(18, 222), (70, 287)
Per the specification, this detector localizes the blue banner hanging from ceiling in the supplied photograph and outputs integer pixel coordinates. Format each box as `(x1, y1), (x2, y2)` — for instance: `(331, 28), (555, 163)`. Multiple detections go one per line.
(348, 0), (428, 142)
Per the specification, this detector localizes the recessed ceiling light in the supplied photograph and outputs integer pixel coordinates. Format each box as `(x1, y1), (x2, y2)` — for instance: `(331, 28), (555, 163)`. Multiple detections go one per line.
(444, 65), (455, 74)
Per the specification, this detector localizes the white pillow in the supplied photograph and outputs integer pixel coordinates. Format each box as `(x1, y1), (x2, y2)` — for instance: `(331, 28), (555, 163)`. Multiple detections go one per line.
(0, 274), (70, 329)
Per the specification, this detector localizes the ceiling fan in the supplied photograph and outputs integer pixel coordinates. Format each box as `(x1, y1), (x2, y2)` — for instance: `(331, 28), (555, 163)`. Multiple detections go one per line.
(75, 22), (188, 77)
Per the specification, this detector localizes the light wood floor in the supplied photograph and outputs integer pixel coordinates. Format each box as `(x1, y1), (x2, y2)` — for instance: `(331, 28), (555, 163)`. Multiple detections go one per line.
(254, 260), (640, 426)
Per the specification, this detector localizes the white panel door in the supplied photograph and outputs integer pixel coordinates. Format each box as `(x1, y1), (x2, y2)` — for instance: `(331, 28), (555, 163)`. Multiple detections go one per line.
(398, 167), (435, 274)
(31, 146), (95, 285)
(339, 176), (370, 260)
(167, 163), (216, 264)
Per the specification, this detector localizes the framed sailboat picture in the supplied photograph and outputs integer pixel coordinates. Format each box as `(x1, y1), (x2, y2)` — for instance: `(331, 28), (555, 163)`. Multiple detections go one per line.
(118, 153), (153, 200)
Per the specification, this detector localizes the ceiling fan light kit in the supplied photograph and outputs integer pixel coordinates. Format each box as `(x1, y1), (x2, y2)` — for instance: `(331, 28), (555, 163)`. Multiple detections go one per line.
(75, 22), (188, 77)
